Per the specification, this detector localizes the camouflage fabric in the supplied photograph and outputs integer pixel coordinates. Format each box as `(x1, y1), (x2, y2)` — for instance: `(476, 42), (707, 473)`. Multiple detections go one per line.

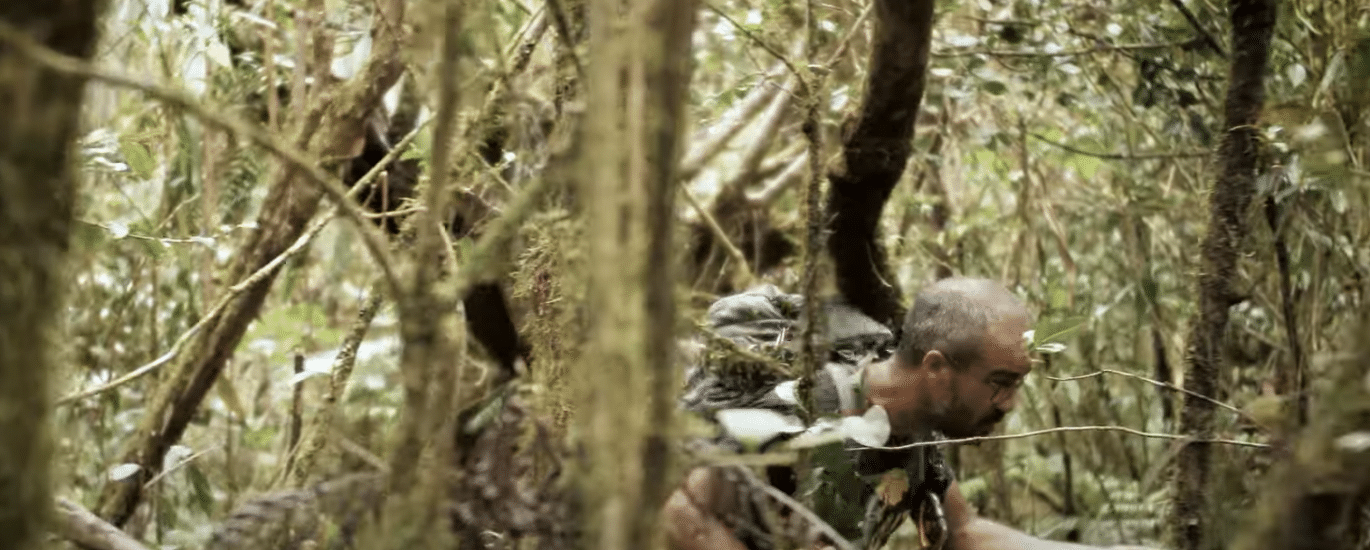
(679, 286), (954, 549)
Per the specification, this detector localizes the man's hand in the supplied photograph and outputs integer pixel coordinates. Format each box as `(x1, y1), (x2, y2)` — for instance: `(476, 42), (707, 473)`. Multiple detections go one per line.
(942, 479), (1168, 550)
(662, 468), (750, 550)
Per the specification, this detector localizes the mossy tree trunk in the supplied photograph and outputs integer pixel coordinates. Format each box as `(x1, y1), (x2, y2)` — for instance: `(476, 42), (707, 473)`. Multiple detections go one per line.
(1170, 1), (1276, 549)
(0, 2), (107, 549)
(824, 0), (936, 329)
(573, 0), (698, 548)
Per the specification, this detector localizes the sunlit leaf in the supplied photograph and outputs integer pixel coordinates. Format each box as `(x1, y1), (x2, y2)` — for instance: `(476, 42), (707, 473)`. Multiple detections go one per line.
(841, 405), (890, 448)
(772, 380), (798, 404)
(287, 368), (329, 387)
(1286, 64), (1307, 88)
(715, 408), (805, 447)
(206, 40), (233, 68)
(1335, 432), (1370, 453)
(109, 463), (141, 481)
(876, 468), (909, 506)
(787, 418), (846, 449)
(1032, 316), (1087, 348)
(1035, 342), (1067, 354)
(947, 35), (978, 48)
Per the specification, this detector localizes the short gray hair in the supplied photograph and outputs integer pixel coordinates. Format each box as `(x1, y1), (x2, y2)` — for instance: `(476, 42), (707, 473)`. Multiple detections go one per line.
(896, 277), (1028, 370)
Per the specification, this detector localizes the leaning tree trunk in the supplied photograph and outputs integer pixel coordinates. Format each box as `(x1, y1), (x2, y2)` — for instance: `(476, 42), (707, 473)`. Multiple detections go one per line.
(94, 0), (407, 525)
(573, 0), (698, 548)
(1170, 1), (1275, 549)
(824, 0), (936, 329)
(0, 2), (106, 549)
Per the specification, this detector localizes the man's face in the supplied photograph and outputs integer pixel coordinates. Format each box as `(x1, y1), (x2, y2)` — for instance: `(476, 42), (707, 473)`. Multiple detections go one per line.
(933, 316), (1033, 438)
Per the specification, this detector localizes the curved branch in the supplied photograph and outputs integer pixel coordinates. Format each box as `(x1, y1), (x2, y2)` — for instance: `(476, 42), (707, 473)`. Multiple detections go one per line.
(824, 0), (936, 328)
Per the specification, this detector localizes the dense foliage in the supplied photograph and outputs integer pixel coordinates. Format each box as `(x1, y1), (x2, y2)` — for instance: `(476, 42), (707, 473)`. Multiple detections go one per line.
(26, 0), (1369, 548)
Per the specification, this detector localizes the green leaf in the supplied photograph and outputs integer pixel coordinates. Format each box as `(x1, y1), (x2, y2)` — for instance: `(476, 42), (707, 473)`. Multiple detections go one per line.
(215, 376), (248, 420)
(188, 465), (215, 515)
(119, 140), (155, 178)
(982, 81), (1009, 95)
(1032, 316), (1087, 348)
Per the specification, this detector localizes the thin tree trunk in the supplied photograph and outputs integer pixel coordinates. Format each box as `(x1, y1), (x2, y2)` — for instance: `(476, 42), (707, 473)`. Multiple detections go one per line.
(0, 2), (106, 549)
(1171, 1), (1275, 549)
(638, 0), (699, 546)
(824, 0), (936, 328)
(574, 0), (698, 548)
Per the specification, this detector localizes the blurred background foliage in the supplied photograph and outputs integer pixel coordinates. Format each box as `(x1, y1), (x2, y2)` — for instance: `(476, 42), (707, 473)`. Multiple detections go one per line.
(54, 0), (1367, 547)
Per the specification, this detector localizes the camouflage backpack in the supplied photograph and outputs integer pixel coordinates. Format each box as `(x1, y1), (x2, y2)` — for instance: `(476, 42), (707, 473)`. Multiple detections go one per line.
(679, 285), (954, 549)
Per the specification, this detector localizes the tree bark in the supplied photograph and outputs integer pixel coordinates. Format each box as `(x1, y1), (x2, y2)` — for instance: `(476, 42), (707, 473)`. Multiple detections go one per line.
(824, 0), (936, 329)
(0, 3), (105, 549)
(573, 0), (698, 548)
(1170, 1), (1275, 549)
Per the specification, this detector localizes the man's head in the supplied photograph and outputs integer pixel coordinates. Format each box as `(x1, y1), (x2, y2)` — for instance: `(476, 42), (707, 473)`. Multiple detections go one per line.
(865, 277), (1033, 438)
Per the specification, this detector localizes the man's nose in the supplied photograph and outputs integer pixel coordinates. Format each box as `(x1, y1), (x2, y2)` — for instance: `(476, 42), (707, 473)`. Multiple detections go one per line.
(996, 390), (1019, 413)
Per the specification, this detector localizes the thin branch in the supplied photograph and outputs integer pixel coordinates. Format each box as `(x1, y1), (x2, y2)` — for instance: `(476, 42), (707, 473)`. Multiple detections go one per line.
(748, 152), (808, 206)
(682, 186), (755, 285)
(388, 0), (465, 499)
(823, 2), (874, 68)
(693, 323), (792, 377)
(449, 166), (556, 305)
(288, 353), (305, 456)
(870, 425), (1270, 450)
(1045, 369), (1248, 419)
(56, 122), (426, 407)
(52, 498), (153, 550)
(732, 77), (797, 190)
(285, 287), (385, 488)
(141, 446), (219, 489)
(679, 67), (786, 180)
(702, 1), (807, 92)
(933, 40), (1192, 58)
(0, 21), (404, 297)
(1031, 133), (1211, 160)
(736, 468), (856, 550)
(1166, 0), (1226, 56)
(544, 0), (585, 80)
(57, 212), (339, 405)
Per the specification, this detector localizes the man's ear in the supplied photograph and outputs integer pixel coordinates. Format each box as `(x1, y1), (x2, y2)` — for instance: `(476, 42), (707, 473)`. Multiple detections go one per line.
(921, 350), (950, 374)
(921, 350), (955, 400)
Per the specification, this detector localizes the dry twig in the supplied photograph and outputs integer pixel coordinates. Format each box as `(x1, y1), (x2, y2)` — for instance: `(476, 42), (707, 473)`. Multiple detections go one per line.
(873, 425), (1270, 450)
